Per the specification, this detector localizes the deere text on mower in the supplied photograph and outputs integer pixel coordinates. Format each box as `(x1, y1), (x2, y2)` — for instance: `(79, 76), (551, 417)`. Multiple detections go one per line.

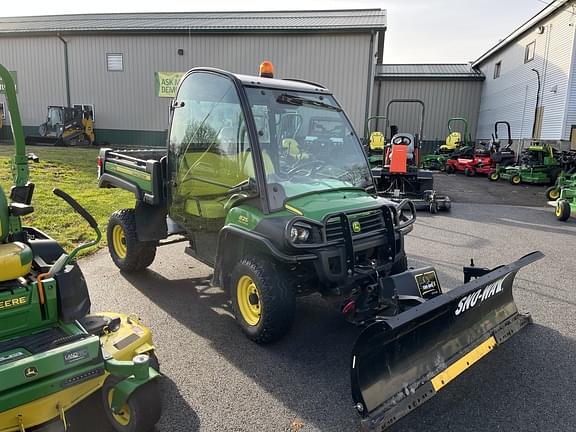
(0, 64), (161, 432)
(446, 121), (516, 177)
(370, 99), (451, 213)
(97, 63), (542, 430)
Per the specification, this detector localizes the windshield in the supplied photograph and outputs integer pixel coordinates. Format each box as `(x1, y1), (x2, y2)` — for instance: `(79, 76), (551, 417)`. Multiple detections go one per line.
(245, 87), (372, 210)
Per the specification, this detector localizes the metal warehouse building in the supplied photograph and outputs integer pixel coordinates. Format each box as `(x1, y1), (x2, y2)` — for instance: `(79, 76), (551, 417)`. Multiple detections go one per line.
(0, 10), (386, 145)
(371, 64), (484, 149)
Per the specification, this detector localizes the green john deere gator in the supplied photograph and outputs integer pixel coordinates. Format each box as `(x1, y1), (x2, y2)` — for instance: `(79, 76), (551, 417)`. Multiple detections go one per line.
(0, 64), (161, 432)
(98, 63), (543, 430)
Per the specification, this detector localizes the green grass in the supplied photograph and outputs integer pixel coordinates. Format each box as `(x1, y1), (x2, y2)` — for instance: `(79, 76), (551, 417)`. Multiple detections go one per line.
(0, 144), (134, 254)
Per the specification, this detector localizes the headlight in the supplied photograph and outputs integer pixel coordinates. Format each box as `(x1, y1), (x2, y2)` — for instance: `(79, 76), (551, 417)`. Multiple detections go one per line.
(290, 225), (310, 243)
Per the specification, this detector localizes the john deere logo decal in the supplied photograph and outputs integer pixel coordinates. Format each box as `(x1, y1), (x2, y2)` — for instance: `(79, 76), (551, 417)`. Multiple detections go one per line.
(352, 221), (362, 233)
(24, 366), (38, 378)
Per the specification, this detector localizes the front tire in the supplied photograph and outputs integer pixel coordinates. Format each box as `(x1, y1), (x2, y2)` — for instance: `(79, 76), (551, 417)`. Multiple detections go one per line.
(546, 186), (560, 201)
(510, 174), (522, 185)
(489, 170), (500, 181)
(445, 164), (455, 174)
(229, 257), (295, 344)
(107, 209), (156, 272)
(556, 199), (571, 222)
(102, 378), (161, 432)
(464, 167), (475, 177)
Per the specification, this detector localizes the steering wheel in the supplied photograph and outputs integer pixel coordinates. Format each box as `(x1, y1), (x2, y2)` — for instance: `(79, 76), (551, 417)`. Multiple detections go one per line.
(286, 160), (325, 178)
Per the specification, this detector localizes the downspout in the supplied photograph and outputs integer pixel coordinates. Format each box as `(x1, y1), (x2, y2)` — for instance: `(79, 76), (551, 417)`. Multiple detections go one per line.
(57, 34), (71, 107)
(531, 68), (541, 140)
(363, 31), (376, 140)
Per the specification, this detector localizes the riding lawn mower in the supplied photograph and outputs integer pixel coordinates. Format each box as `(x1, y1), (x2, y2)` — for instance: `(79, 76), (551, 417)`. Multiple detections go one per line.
(0, 64), (161, 432)
(371, 99), (451, 213)
(446, 121), (516, 176)
(420, 117), (473, 171)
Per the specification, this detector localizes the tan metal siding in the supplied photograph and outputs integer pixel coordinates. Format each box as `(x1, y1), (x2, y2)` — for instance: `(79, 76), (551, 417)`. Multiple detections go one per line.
(0, 37), (67, 126)
(2, 33), (372, 135)
(371, 80), (483, 142)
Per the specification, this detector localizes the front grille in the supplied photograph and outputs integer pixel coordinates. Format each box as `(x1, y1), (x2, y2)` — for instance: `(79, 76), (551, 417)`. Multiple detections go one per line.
(325, 210), (385, 242)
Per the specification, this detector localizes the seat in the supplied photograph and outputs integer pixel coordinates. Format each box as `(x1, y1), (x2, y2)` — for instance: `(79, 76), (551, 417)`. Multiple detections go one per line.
(369, 132), (385, 152)
(0, 242), (33, 283)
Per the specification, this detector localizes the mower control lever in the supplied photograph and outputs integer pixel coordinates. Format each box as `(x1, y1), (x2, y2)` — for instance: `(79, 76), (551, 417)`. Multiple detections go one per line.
(53, 188), (98, 230)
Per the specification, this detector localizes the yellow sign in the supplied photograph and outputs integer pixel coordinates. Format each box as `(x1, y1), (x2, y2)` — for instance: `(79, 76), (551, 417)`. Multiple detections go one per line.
(154, 72), (184, 98)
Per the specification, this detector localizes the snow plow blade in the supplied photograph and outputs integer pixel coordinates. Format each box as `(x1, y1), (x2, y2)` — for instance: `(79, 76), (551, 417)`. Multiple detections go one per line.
(351, 251), (543, 431)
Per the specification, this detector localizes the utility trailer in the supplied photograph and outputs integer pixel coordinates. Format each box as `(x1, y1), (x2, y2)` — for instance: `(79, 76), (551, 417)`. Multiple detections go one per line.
(98, 63), (542, 430)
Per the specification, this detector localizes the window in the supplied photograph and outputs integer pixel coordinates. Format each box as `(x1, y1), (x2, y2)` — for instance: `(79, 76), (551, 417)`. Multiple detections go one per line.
(493, 61), (502, 79)
(73, 104), (95, 121)
(106, 53), (123, 72)
(525, 41), (536, 63)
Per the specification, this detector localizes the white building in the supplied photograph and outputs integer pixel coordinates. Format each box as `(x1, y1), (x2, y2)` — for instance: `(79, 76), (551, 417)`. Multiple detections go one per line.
(474, 0), (576, 150)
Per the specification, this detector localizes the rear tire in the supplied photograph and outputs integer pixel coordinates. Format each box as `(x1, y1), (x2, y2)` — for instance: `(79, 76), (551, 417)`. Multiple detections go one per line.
(556, 199), (571, 222)
(546, 186), (560, 201)
(102, 377), (161, 432)
(229, 257), (295, 344)
(489, 170), (500, 182)
(107, 209), (156, 272)
(445, 164), (455, 174)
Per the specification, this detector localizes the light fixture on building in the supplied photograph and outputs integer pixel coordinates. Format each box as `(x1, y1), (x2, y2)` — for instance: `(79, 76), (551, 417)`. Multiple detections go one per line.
(550, 85), (558, 94)
(177, 48), (184, 56)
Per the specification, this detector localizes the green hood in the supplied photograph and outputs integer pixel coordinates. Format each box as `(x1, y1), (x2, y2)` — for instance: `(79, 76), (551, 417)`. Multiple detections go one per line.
(286, 189), (385, 223)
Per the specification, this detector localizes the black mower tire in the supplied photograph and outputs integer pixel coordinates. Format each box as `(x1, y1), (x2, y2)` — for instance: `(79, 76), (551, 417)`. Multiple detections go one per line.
(107, 209), (156, 272)
(445, 164), (455, 174)
(546, 186), (561, 201)
(510, 175), (522, 185)
(464, 168), (475, 177)
(102, 376), (162, 432)
(488, 171), (500, 182)
(429, 201), (438, 214)
(556, 199), (571, 222)
(229, 256), (295, 344)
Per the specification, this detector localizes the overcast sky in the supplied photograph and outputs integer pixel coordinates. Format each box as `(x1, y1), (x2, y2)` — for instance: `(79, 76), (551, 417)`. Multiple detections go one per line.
(0, 0), (546, 63)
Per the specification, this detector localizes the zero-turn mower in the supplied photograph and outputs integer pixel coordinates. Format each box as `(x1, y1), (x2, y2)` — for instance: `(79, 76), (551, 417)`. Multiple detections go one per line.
(371, 99), (451, 213)
(0, 64), (161, 432)
(420, 117), (472, 171)
(489, 142), (561, 185)
(551, 182), (576, 221)
(25, 105), (95, 147)
(445, 121), (516, 176)
(97, 63), (543, 430)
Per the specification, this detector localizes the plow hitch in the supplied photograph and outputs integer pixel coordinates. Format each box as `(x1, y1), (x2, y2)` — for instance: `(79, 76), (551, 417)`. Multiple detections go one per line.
(351, 251), (543, 431)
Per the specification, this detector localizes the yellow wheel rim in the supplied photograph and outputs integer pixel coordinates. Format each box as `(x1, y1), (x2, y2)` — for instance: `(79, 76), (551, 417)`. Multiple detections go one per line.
(550, 190), (560, 200)
(112, 225), (127, 259)
(556, 204), (562, 217)
(107, 389), (131, 426)
(512, 176), (521, 184)
(237, 275), (261, 326)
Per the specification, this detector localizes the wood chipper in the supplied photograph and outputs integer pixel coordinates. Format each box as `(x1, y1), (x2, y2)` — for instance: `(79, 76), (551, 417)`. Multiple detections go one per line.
(0, 64), (161, 432)
(370, 99), (451, 213)
(97, 63), (542, 430)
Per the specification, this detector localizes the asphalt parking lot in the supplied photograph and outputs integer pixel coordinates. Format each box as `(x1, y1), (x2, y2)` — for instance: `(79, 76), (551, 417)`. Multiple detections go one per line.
(70, 173), (576, 432)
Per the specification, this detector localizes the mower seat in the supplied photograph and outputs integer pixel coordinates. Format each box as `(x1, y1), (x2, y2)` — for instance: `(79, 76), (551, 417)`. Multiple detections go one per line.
(369, 132), (385, 152)
(0, 242), (33, 282)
